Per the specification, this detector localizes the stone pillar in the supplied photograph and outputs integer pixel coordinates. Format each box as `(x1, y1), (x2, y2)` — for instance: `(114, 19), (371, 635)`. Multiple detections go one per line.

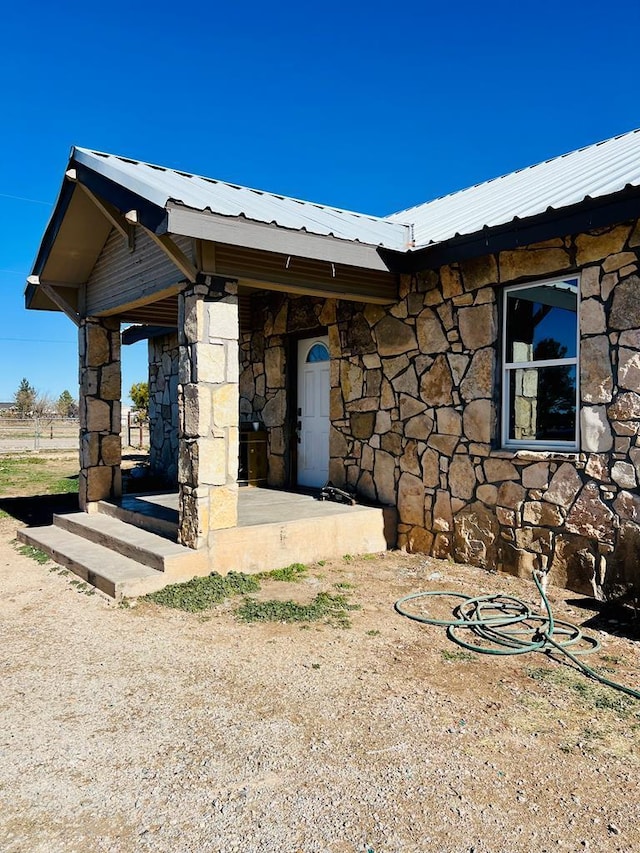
(148, 332), (179, 486)
(178, 281), (239, 549)
(78, 317), (122, 510)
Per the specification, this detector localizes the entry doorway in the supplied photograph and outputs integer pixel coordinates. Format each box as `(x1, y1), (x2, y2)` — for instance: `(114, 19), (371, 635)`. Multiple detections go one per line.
(296, 336), (330, 488)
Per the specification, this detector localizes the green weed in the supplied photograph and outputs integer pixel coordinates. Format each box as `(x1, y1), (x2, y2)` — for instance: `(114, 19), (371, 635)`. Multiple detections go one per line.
(334, 581), (355, 590)
(236, 591), (360, 628)
(143, 571), (259, 612)
(256, 563), (307, 582)
(17, 544), (50, 564)
(441, 648), (474, 662)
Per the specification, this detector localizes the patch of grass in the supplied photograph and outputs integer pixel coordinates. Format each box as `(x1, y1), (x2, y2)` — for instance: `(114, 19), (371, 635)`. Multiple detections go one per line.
(526, 665), (637, 717)
(366, 629), (381, 637)
(143, 571), (260, 612)
(0, 508), (10, 519)
(236, 591), (360, 628)
(49, 476), (78, 494)
(256, 562), (307, 582)
(441, 648), (475, 663)
(17, 544), (50, 564)
(334, 581), (355, 590)
(342, 554), (353, 563)
(0, 454), (79, 497)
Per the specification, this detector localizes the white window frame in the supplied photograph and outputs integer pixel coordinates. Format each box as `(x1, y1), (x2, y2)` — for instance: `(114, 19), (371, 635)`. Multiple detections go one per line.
(501, 275), (580, 452)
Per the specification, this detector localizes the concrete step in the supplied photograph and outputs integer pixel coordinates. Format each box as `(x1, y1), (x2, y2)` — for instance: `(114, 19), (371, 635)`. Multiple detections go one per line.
(53, 511), (206, 575)
(96, 497), (178, 539)
(17, 526), (174, 599)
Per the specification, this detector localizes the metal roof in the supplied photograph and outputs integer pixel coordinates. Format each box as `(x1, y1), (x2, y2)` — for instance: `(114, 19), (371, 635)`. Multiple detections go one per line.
(72, 147), (411, 250)
(386, 127), (640, 248)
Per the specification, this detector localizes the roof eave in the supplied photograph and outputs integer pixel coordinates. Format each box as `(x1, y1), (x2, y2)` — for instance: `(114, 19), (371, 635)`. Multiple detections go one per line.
(166, 204), (398, 272)
(393, 186), (640, 273)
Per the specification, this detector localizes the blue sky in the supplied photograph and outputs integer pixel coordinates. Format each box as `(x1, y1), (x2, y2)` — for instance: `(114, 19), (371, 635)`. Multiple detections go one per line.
(2, 0), (639, 405)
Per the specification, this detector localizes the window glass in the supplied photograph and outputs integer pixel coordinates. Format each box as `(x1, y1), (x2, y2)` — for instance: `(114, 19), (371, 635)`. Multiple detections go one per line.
(505, 280), (577, 363)
(507, 365), (577, 443)
(306, 343), (329, 363)
(503, 277), (579, 449)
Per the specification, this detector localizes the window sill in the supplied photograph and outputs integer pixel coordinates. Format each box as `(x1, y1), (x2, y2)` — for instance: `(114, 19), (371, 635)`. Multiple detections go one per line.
(495, 448), (583, 463)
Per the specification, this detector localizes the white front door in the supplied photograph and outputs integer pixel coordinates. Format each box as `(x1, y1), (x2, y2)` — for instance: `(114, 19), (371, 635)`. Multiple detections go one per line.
(297, 336), (330, 488)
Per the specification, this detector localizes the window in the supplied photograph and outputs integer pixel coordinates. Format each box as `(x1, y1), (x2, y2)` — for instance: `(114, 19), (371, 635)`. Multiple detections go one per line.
(502, 276), (579, 450)
(306, 342), (330, 363)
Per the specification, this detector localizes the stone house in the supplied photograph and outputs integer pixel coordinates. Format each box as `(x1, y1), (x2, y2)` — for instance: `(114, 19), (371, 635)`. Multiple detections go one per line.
(25, 130), (640, 598)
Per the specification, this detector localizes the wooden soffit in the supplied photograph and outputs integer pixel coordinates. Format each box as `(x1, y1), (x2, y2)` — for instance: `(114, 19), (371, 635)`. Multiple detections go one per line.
(200, 241), (398, 304)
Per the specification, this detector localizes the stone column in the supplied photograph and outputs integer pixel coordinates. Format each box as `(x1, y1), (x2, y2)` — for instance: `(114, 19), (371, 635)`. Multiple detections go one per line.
(178, 281), (239, 549)
(78, 317), (122, 510)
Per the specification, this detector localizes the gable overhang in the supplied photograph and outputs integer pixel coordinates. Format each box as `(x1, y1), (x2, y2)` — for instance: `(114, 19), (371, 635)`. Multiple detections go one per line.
(27, 153), (401, 313)
(387, 185), (640, 274)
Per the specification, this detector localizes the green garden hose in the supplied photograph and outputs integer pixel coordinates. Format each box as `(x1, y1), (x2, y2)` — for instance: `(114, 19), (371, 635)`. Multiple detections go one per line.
(395, 572), (640, 701)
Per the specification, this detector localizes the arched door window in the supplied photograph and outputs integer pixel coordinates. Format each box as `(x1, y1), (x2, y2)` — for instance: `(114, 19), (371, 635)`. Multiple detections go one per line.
(306, 342), (329, 363)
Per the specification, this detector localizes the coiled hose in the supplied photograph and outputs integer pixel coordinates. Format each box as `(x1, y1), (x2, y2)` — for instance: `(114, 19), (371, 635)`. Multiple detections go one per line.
(394, 572), (640, 701)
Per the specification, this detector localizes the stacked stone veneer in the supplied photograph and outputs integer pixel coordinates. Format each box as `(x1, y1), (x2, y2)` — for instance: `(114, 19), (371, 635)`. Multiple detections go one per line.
(177, 282), (239, 549)
(148, 333), (179, 486)
(240, 221), (640, 598)
(78, 316), (122, 509)
(240, 294), (334, 486)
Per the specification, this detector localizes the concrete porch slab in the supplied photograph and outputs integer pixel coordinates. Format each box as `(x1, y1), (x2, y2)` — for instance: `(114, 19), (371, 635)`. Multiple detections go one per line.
(102, 488), (397, 574)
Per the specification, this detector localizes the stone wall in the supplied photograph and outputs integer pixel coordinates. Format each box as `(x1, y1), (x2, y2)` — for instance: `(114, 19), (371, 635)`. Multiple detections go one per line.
(239, 292), (332, 487)
(148, 333), (179, 486)
(178, 281), (239, 549)
(78, 316), (122, 509)
(240, 221), (640, 598)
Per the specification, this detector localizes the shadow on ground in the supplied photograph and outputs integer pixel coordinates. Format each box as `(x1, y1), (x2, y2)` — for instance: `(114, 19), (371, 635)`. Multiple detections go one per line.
(0, 493), (79, 527)
(566, 597), (640, 641)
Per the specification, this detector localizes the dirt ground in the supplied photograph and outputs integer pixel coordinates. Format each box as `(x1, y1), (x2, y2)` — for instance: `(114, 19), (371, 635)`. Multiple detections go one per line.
(0, 457), (639, 852)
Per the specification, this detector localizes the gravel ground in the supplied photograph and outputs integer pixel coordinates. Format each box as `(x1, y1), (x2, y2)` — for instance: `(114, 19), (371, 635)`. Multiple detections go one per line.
(1, 513), (639, 853)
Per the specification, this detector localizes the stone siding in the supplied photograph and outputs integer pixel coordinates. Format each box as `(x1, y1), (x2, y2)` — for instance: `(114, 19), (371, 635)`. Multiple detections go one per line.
(239, 292), (332, 487)
(148, 333), (179, 486)
(240, 221), (640, 598)
(177, 282), (239, 549)
(78, 316), (122, 508)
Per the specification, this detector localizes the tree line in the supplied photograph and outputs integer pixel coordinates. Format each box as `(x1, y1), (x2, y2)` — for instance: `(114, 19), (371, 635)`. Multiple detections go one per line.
(5, 379), (150, 419)
(5, 379), (78, 418)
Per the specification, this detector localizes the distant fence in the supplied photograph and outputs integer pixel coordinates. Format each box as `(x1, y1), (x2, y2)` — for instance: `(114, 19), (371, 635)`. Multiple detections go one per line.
(126, 412), (150, 449)
(0, 415), (150, 453)
(0, 417), (80, 452)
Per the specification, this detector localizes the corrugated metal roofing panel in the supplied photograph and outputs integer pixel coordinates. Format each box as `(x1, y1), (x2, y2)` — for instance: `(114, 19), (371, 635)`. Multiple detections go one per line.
(386, 128), (640, 248)
(72, 147), (410, 250)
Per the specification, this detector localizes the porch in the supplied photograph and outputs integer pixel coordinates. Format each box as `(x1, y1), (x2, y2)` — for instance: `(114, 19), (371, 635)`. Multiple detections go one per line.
(18, 488), (396, 599)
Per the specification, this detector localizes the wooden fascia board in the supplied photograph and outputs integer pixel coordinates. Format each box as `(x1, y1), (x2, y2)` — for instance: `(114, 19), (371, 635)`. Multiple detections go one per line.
(73, 180), (130, 242)
(237, 275), (395, 304)
(138, 227), (199, 283)
(166, 205), (395, 273)
(27, 276), (80, 326)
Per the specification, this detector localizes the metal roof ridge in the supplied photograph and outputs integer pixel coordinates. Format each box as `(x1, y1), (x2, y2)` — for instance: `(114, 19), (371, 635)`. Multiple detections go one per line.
(71, 146), (405, 228)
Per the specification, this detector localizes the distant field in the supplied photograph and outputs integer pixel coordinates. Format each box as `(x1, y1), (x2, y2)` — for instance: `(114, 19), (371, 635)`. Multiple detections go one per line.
(0, 452), (79, 498)
(0, 418), (149, 452)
